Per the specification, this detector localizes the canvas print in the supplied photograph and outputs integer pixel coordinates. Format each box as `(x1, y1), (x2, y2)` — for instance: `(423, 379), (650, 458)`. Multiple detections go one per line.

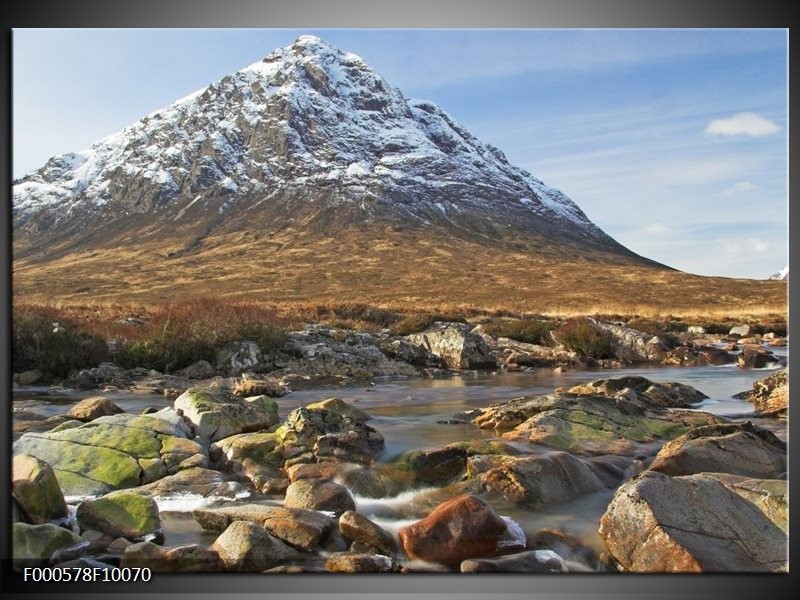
(11, 29), (787, 575)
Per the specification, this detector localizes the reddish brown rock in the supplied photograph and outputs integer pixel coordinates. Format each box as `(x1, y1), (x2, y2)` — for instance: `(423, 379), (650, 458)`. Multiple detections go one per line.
(66, 396), (124, 422)
(398, 494), (525, 568)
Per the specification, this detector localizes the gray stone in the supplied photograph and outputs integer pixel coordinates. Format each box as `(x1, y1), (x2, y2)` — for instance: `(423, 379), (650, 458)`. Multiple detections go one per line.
(12, 454), (67, 524)
(211, 520), (300, 572)
(406, 322), (498, 370)
(460, 549), (567, 573)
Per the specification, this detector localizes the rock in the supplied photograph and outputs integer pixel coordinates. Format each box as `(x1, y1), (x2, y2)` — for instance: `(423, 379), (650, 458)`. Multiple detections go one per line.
(737, 347), (779, 369)
(739, 336), (759, 344)
(729, 324), (751, 337)
(69, 362), (130, 389)
(76, 490), (161, 541)
(662, 345), (735, 367)
(211, 520), (299, 572)
(193, 504), (334, 551)
(16, 369), (44, 386)
(591, 320), (670, 363)
(699, 473), (787, 533)
(406, 322), (497, 370)
(211, 432), (283, 470)
(567, 376), (707, 408)
(736, 369), (787, 414)
(648, 422), (786, 479)
(232, 378), (288, 397)
(336, 465), (399, 498)
(495, 338), (584, 368)
(528, 527), (602, 570)
(178, 360), (216, 379)
(398, 494), (525, 568)
(66, 396), (125, 422)
(173, 387), (278, 442)
(469, 453), (606, 507)
(405, 446), (467, 484)
(135, 467), (244, 499)
(284, 479), (355, 514)
(325, 553), (396, 573)
(769, 337), (787, 347)
(378, 337), (443, 368)
(469, 392), (721, 456)
(12, 454), (67, 524)
(121, 541), (222, 572)
(13, 409), (203, 497)
(276, 406), (384, 465)
(599, 471), (787, 572)
(339, 510), (399, 556)
(216, 341), (264, 376)
(305, 397), (371, 422)
(12, 523), (83, 567)
(460, 549), (567, 573)
(686, 326), (705, 335)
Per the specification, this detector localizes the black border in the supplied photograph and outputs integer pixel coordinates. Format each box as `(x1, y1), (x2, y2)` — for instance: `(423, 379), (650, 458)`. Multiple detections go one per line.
(1, 1), (795, 599)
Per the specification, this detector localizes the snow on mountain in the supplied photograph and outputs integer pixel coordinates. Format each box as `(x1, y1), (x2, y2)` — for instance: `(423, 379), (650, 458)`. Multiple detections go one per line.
(13, 35), (621, 253)
(769, 266), (789, 280)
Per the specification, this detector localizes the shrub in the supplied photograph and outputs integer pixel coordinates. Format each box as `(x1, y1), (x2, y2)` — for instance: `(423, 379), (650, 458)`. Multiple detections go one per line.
(481, 319), (556, 345)
(389, 313), (468, 336)
(555, 318), (615, 359)
(12, 307), (108, 380)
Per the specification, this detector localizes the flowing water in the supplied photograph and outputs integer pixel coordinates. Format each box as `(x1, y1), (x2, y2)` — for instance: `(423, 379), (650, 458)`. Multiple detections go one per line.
(12, 349), (787, 568)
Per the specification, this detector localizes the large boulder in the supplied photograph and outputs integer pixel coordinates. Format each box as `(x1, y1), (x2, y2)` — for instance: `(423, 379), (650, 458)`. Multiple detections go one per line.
(495, 338), (584, 368)
(276, 404), (384, 466)
(398, 494), (525, 568)
(66, 396), (125, 422)
(599, 471), (787, 572)
(12, 523), (83, 567)
(173, 388), (278, 442)
(662, 345), (735, 367)
(469, 453), (606, 507)
(135, 467), (246, 499)
(121, 541), (222, 572)
(648, 422), (786, 479)
(76, 490), (161, 541)
(193, 504), (335, 551)
(591, 320), (670, 363)
(12, 454), (67, 524)
(735, 369), (787, 414)
(211, 520), (299, 572)
(304, 397), (371, 422)
(468, 392), (721, 456)
(404, 446), (468, 484)
(211, 432), (283, 470)
(284, 479), (356, 514)
(737, 347), (781, 369)
(567, 376), (707, 408)
(13, 409), (204, 497)
(406, 322), (497, 370)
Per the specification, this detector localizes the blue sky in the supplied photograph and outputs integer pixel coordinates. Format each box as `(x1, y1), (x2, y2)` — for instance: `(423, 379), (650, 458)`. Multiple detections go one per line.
(13, 29), (788, 279)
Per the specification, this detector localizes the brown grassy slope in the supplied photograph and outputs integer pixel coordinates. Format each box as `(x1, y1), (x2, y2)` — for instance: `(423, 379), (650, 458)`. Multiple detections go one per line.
(12, 225), (786, 318)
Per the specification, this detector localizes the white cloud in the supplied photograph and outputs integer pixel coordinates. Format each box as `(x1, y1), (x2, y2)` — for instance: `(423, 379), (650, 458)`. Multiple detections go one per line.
(723, 237), (770, 257)
(721, 181), (757, 196)
(704, 112), (780, 137)
(644, 223), (670, 235)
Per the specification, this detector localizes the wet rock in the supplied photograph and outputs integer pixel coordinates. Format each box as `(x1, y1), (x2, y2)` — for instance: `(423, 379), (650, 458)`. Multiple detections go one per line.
(285, 462), (340, 482)
(12, 523), (83, 567)
(276, 405), (384, 465)
(211, 432), (283, 471)
(211, 520), (300, 572)
(470, 392), (721, 456)
(193, 504), (334, 551)
(66, 396), (125, 422)
(661, 345), (735, 367)
(174, 388), (278, 442)
(699, 473), (787, 533)
(398, 494), (525, 568)
(76, 490), (161, 542)
(737, 347), (780, 369)
(469, 453), (606, 507)
(567, 376), (707, 408)
(528, 528), (602, 571)
(178, 360), (216, 379)
(405, 446), (467, 484)
(648, 422), (786, 479)
(13, 409), (202, 497)
(325, 553), (396, 573)
(12, 454), (67, 524)
(232, 378), (288, 397)
(406, 322), (498, 370)
(339, 510), (399, 556)
(16, 369), (44, 386)
(121, 541), (222, 572)
(216, 341), (264, 376)
(735, 369), (787, 414)
(599, 471), (787, 572)
(305, 397), (371, 422)
(135, 467), (246, 499)
(284, 479), (356, 514)
(336, 465), (400, 498)
(495, 338), (584, 368)
(729, 324), (751, 337)
(460, 549), (567, 573)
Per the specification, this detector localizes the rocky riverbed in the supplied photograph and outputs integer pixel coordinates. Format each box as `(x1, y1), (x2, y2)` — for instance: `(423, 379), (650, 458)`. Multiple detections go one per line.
(11, 319), (788, 573)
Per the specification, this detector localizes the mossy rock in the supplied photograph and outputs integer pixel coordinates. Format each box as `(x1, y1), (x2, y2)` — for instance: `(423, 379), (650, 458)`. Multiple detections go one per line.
(12, 454), (68, 524)
(174, 388), (279, 442)
(76, 490), (161, 541)
(13, 523), (83, 567)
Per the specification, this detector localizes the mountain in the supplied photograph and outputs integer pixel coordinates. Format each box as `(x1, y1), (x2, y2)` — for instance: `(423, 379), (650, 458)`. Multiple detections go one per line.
(11, 36), (785, 311)
(769, 267), (789, 281)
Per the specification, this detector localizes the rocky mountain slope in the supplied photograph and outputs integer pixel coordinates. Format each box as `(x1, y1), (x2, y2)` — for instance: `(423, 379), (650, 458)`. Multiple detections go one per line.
(12, 36), (785, 311)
